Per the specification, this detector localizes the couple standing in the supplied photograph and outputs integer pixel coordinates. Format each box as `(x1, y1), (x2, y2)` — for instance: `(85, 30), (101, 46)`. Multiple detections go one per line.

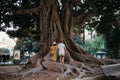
(50, 40), (66, 63)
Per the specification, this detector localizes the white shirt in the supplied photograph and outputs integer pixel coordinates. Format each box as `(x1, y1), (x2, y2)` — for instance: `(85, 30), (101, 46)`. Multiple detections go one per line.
(57, 43), (65, 56)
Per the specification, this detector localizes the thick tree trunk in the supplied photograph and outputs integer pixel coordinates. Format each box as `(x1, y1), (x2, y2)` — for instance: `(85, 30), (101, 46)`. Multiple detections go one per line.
(24, 0), (102, 69)
(109, 48), (119, 59)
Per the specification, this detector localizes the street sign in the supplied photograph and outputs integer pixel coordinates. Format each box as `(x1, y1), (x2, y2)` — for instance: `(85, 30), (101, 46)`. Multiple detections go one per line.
(14, 50), (20, 60)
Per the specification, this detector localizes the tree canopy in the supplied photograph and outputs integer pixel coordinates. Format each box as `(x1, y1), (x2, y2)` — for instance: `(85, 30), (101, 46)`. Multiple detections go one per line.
(0, 0), (120, 59)
(0, 0), (120, 79)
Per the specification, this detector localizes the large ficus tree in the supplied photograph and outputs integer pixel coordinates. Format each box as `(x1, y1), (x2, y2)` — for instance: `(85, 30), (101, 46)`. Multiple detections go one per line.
(26, 0), (102, 66)
(2, 0), (120, 67)
(0, 0), (102, 67)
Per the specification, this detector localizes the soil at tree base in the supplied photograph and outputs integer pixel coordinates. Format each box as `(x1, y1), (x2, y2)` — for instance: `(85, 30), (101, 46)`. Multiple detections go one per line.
(0, 65), (120, 80)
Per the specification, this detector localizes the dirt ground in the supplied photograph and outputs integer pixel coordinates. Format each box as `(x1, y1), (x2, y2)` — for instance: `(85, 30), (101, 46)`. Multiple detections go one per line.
(0, 61), (96, 80)
(0, 61), (120, 80)
(0, 65), (22, 73)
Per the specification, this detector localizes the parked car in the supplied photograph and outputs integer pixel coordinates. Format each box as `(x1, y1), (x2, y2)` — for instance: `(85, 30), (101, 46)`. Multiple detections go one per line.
(94, 49), (110, 59)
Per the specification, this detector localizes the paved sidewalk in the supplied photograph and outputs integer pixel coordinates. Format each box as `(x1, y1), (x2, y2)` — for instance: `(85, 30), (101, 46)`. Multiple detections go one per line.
(101, 64), (120, 78)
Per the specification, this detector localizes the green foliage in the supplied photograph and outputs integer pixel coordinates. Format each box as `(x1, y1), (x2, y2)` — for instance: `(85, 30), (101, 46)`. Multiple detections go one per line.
(74, 35), (106, 55)
(73, 32), (106, 55)
(73, 34), (83, 47)
(0, 48), (10, 54)
(15, 38), (40, 53)
(0, 0), (120, 58)
(84, 35), (105, 55)
(0, 0), (40, 39)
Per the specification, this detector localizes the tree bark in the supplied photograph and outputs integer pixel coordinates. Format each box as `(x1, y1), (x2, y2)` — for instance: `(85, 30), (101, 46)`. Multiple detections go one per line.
(18, 0), (102, 68)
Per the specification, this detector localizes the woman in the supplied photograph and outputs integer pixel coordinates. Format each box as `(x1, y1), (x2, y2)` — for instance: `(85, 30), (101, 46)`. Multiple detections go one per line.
(50, 42), (58, 62)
